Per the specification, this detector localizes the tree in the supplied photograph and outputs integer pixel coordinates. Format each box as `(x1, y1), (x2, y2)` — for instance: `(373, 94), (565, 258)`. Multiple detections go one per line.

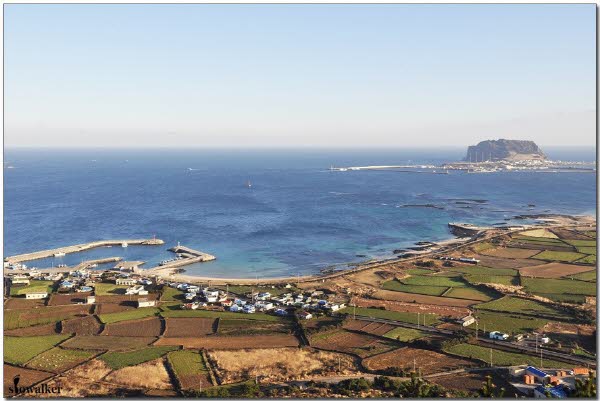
(479, 375), (505, 398)
(241, 382), (263, 398)
(398, 371), (435, 398)
(573, 370), (596, 398)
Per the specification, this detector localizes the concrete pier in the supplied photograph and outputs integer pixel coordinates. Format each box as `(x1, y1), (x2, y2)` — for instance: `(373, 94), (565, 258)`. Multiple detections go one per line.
(4, 238), (164, 264)
(168, 245), (216, 262)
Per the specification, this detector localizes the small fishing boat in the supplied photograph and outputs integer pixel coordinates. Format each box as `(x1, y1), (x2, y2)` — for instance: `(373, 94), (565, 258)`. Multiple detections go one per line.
(53, 252), (66, 257)
(247, 180), (252, 188)
(121, 242), (128, 248)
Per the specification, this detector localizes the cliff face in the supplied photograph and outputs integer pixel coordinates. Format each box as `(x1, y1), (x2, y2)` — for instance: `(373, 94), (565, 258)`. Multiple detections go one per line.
(464, 139), (546, 162)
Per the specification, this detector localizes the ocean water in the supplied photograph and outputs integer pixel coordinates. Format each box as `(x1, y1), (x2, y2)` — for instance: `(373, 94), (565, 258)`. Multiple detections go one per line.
(4, 148), (596, 278)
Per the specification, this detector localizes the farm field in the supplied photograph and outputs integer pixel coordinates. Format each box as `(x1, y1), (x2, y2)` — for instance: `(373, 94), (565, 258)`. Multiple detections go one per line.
(577, 254), (596, 264)
(4, 335), (70, 365)
(400, 275), (467, 287)
(10, 280), (54, 296)
(98, 307), (160, 324)
(310, 329), (399, 358)
(478, 247), (542, 259)
(532, 250), (587, 263)
(344, 319), (396, 336)
(3, 364), (54, 395)
(354, 297), (471, 319)
(168, 350), (212, 391)
(3, 298), (47, 310)
(338, 307), (438, 324)
(475, 296), (568, 320)
(442, 286), (494, 302)
(429, 370), (518, 396)
(472, 255), (545, 269)
(445, 343), (569, 368)
(48, 293), (89, 306)
(160, 307), (282, 321)
(519, 229), (559, 238)
(381, 280), (448, 296)
(4, 304), (92, 330)
(463, 274), (518, 286)
(61, 335), (157, 351)
(104, 358), (172, 390)
(371, 290), (477, 308)
(164, 317), (215, 337)
(26, 347), (97, 373)
(161, 286), (185, 302)
(362, 347), (477, 375)
(93, 283), (129, 296)
(103, 317), (163, 337)
(382, 327), (426, 342)
(473, 311), (549, 334)
(61, 315), (102, 335)
(520, 277), (596, 297)
(154, 334), (300, 349)
(519, 262), (594, 279)
(568, 270), (597, 282)
(449, 265), (517, 276)
(5, 323), (59, 337)
(100, 346), (178, 369)
(217, 318), (293, 336)
(207, 348), (357, 384)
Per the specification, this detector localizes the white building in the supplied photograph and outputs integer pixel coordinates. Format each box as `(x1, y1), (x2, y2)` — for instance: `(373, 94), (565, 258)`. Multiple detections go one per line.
(116, 278), (137, 286)
(137, 298), (156, 308)
(86, 296), (96, 304)
(459, 315), (476, 327)
(25, 292), (48, 299)
(10, 276), (30, 285)
(489, 331), (509, 340)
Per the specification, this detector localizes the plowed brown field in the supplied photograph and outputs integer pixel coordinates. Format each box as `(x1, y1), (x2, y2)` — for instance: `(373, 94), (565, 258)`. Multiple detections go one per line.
(154, 334), (299, 349)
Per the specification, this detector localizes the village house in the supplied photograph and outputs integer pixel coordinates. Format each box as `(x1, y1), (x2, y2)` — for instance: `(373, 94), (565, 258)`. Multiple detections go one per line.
(458, 315), (476, 327)
(137, 298), (156, 308)
(10, 275), (30, 285)
(489, 331), (509, 340)
(298, 311), (313, 320)
(116, 277), (137, 286)
(26, 292), (48, 299)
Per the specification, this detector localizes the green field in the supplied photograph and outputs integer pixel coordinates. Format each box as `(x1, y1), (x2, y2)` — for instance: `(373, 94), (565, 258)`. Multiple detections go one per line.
(567, 270), (597, 282)
(576, 246), (597, 255)
(400, 275), (467, 287)
(382, 280), (448, 296)
(464, 274), (518, 286)
(161, 286), (184, 302)
(98, 307), (160, 324)
(383, 327), (426, 342)
(4, 307), (91, 330)
(443, 286), (494, 302)
(576, 254), (596, 265)
(160, 307), (282, 321)
(532, 250), (587, 263)
(168, 350), (209, 390)
(10, 280), (54, 296)
(404, 268), (435, 276)
(338, 307), (438, 325)
(534, 293), (588, 304)
(473, 242), (495, 252)
(94, 283), (129, 296)
(450, 265), (517, 276)
(521, 277), (596, 296)
(512, 235), (566, 244)
(100, 346), (179, 369)
(475, 296), (568, 319)
(4, 335), (71, 365)
(446, 343), (569, 368)
(564, 240), (597, 247)
(473, 311), (548, 334)
(26, 347), (96, 372)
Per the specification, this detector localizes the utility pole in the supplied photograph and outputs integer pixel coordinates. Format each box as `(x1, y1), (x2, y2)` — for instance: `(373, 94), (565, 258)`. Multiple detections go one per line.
(535, 333), (538, 352)
(417, 312), (420, 327)
(475, 320), (479, 340)
(353, 304), (356, 320)
(413, 357), (416, 373)
(490, 348), (493, 367)
(540, 348), (543, 369)
(338, 356), (341, 373)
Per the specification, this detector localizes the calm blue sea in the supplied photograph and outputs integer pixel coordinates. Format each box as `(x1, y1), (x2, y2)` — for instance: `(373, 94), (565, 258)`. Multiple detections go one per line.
(4, 148), (596, 278)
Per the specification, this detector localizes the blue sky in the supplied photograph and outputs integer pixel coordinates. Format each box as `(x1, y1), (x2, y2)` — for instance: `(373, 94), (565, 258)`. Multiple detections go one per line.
(4, 4), (596, 147)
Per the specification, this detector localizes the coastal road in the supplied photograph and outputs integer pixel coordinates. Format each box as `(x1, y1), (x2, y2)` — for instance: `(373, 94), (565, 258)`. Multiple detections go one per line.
(347, 315), (596, 368)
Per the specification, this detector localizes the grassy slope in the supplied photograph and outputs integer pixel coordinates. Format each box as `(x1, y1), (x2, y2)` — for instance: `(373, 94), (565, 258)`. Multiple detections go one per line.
(4, 335), (71, 365)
